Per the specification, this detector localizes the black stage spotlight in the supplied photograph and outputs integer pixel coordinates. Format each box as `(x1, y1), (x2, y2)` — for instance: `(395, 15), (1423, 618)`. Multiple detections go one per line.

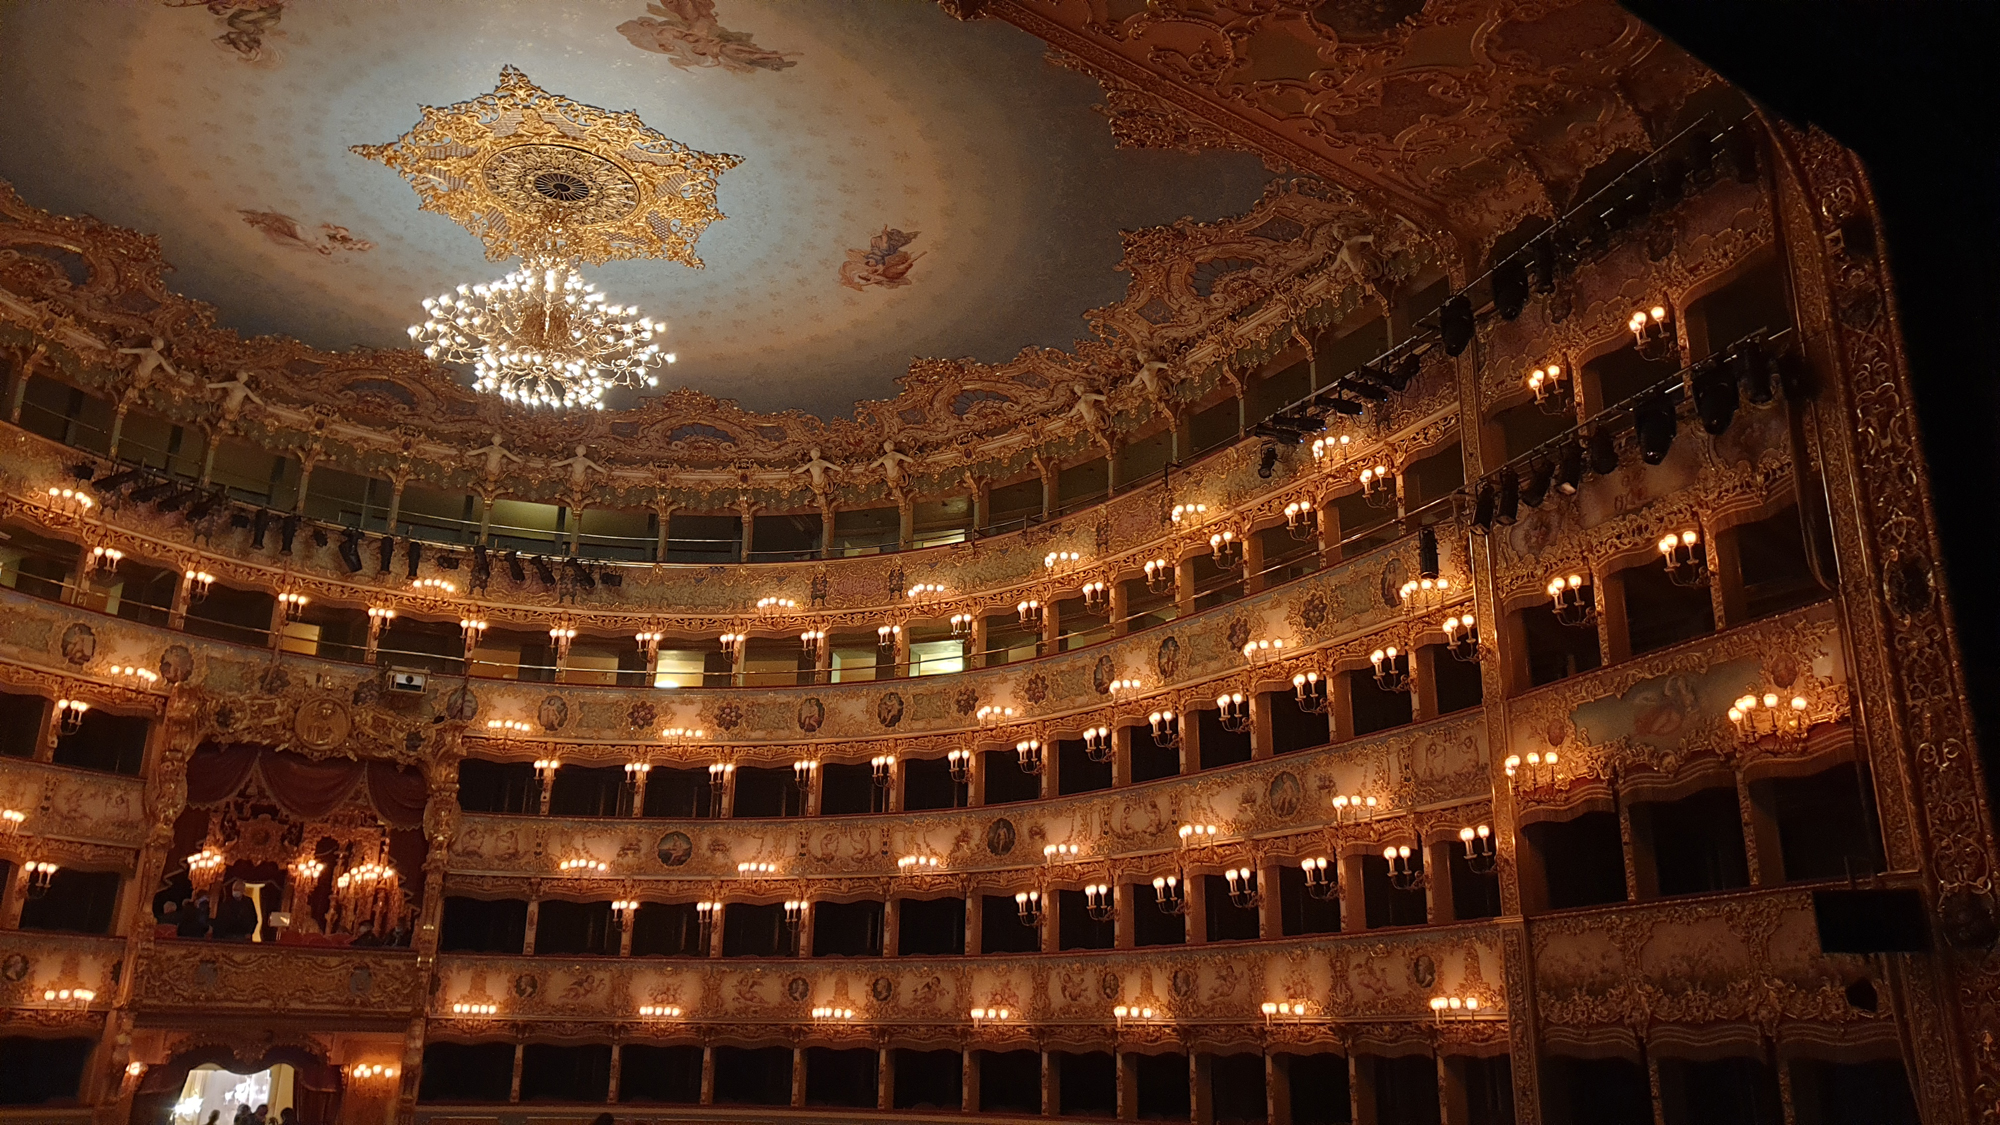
(1529, 237), (1558, 294)
(185, 490), (222, 522)
(1340, 376), (1389, 402)
(436, 552), (460, 570)
(279, 515), (298, 554)
(566, 557), (596, 592)
(532, 556), (556, 587)
(1777, 350), (1813, 399)
(1470, 482), (1497, 534)
(1495, 468), (1520, 525)
(376, 535), (395, 574)
(1634, 395), (1677, 465)
(1418, 526), (1440, 578)
(1587, 428), (1620, 476)
(1257, 443), (1281, 479)
(1326, 397), (1364, 416)
(311, 527), (328, 548)
(251, 509), (271, 549)
(1692, 360), (1739, 435)
(130, 480), (175, 504)
(1726, 125), (1759, 183)
(1521, 461), (1553, 508)
(405, 539), (422, 579)
(69, 461), (94, 482)
(471, 550), (491, 595)
(599, 568), (623, 589)
(1389, 352), (1420, 391)
(1727, 339), (1774, 404)
(1687, 128), (1719, 184)
(506, 551), (526, 584)
(1555, 440), (1585, 495)
(230, 511), (252, 530)
(92, 468), (143, 493)
(155, 487), (193, 513)
(1440, 295), (1475, 357)
(338, 529), (364, 573)
(1654, 154), (1688, 205)
(1492, 260), (1529, 320)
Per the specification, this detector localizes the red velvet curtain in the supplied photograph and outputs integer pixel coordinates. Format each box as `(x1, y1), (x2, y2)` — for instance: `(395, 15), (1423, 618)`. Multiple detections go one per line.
(186, 742), (427, 826)
(366, 758), (430, 829)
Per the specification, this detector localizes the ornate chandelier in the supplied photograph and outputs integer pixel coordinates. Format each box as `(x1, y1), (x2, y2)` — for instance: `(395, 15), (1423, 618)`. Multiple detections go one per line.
(358, 66), (740, 411)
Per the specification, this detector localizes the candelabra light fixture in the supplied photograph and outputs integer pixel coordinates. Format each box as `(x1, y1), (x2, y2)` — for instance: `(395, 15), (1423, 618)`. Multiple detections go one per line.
(1360, 464), (1395, 508)
(349, 1063), (398, 1083)
(1015, 888), (1044, 927)
(1242, 638), (1286, 664)
(1151, 873), (1186, 915)
(487, 718), (531, 738)
(366, 606), (396, 651)
(460, 617), (489, 657)
(1460, 825), (1497, 874)
(1629, 304), (1675, 360)
(1329, 794), (1380, 825)
(1148, 709), (1180, 749)
(1547, 573), (1595, 626)
(24, 860), (58, 897)
(410, 577), (457, 595)
(695, 900), (720, 951)
(1180, 823), (1219, 848)
(1293, 671), (1329, 714)
(1660, 528), (1708, 586)
(784, 898), (809, 949)
(1170, 503), (1208, 524)
(871, 753), (896, 793)
(906, 582), (948, 603)
(800, 628), (827, 659)
(738, 861), (779, 876)
(1044, 843), (1080, 865)
(1729, 692), (1810, 744)
(277, 591), (310, 621)
(611, 898), (639, 929)
(42, 987), (97, 1006)
(87, 545), (123, 577)
(1442, 614), (1479, 662)
(186, 847), (226, 898)
(1108, 677), (1143, 697)
(533, 757), (561, 792)
(1016, 598), (1045, 628)
(1209, 529), (1243, 570)
(1398, 575), (1451, 612)
(1045, 550), (1083, 572)
(1527, 362), (1571, 412)
(1217, 691), (1250, 732)
(1384, 844), (1425, 891)
(969, 1006), (1013, 1028)
(757, 596), (797, 614)
(792, 757), (818, 796)
(1285, 501), (1317, 539)
(1504, 751), (1561, 790)
(1430, 994), (1484, 1020)
(1080, 580), (1110, 614)
(106, 663), (160, 688)
(184, 569), (215, 603)
(1144, 558), (1174, 595)
(1112, 1004), (1157, 1029)
(947, 747), (972, 784)
(638, 1004), (683, 1019)
(1261, 999), (1316, 1025)
(559, 857), (607, 875)
(976, 704), (1017, 728)
(451, 1002), (498, 1017)
(1311, 433), (1352, 462)
(1083, 724), (1112, 763)
(1016, 737), (1045, 776)
(47, 485), (94, 519)
(0, 808), (24, 836)
(1301, 856), (1337, 900)
(811, 1006), (855, 1021)
(1085, 883), (1114, 921)
(717, 631), (747, 662)
(949, 613), (975, 638)
(54, 696), (89, 735)
(548, 621), (578, 667)
(707, 761), (733, 813)
(1224, 866), (1260, 909)
(897, 854), (941, 875)
(876, 624), (902, 654)
(1370, 646), (1410, 692)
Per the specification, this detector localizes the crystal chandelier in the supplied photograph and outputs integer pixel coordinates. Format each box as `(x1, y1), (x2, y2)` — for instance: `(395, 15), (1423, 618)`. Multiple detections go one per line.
(411, 253), (674, 410)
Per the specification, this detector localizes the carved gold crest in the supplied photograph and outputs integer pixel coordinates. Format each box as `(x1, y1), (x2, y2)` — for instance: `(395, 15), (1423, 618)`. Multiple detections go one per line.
(351, 65), (742, 266)
(293, 697), (352, 752)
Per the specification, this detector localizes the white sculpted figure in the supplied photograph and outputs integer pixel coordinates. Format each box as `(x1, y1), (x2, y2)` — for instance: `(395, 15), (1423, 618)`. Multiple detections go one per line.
(1133, 349), (1172, 398)
(117, 336), (179, 390)
(797, 447), (838, 499)
(205, 371), (264, 420)
(1068, 383), (1109, 430)
(872, 440), (914, 495)
(467, 433), (524, 483)
(550, 443), (605, 491)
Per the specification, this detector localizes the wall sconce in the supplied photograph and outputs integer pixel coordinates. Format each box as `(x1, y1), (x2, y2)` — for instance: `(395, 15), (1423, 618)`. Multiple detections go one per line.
(0, 808), (23, 837)
(1080, 580), (1110, 614)
(1384, 845), (1425, 891)
(1016, 738), (1045, 776)
(1179, 824), (1219, 848)
(1429, 995), (1483, 1020)
(1659, 528), (1708, 586)
(660, 726), (704, 745)
(24, 860), (59, 898)
(634, 629), (664, 668)
(1045, 550), (1082, 572)
(695, 900), (720, 952)
(784, 899), (809, 951)
(906, 582), (947, 603)
(977, 705), (1017, 728)
(799, 628), (828, 660)
(1044, 843), (1080, 865)
(870, 754), (896, 792)
(126, 1062), (148, 1080)
(757, 596), (798, 614)
(811, 1006), (855, 1021)
(1527, 362), (1571, 413)
(969, 1006), (1013, 1028)
(949, 613), (975, 638)
(1398, 575), (1451, 612)
(410, 578), (456, 595)
(947, 748), (972, 784)
(1148, 709), (1180, 749)
(42, 987), (96, 1006)
(1460, 825), (1496, 873)
(1170, 503), (1207, 524)
(1085, 883), (1114, 921)
(1208, 530), (1243, 570)
(1151, 874), (1187, 915)
(638, 1004), (684, 1019)
(47, 485), (94, 519)
(1143, 558), (1174, 595)
(1503, 751), (1560, 789)
(350, 1063), (398, 1085)
(87, 545), (123, 577)
(1224, 866), (1260, 909)
(1016, 599), (1044, 628)
(457, 617), (488, 659)
(366, 606), (396, 653)
(451, 1002), (498, 1017)
(1629, 304), (1675, 360)
(1311, 434), (1351, 462)
(718, 633), (750, 666)
(54, 697), (89, 735)
(1285, 501), (1317, 540)
(183, 569), (215, 603)
(1112, 1004), (1157, 1029)
(1729, 692), (1810, 744)
(487, 719), (530, 739)
(1015, 889), (1044, 927)
(186, 847), (226, 898)
(1292, 672), (1329, 713)
(1108, 677), (1142, 697)
(1329, 794), (1379, 825)
(738, 861), (779, 876)
(1360, 464), (1395, 508)
(1216, 691), (1249, 732)
(277, 591), (309, 621)
(898, 855), (941, 875)
(1241, 638), (1285, 664)
(1301, 856), (1336, 900)
(1261, 1000), (1316, 1026)
(559, 858), (607, 876)
(1442, 614), (1479, 662)
(1082, 725), (1112, 763)
(533, 757), (561, 794)
(1546, 573), (1595, 626)
(611, 899), (639, 929)
(792, 758), (818, 795)
(106, 664), (160, 689)
(547, 622), (578, 669)
(1369, 647), (1410, 692)
(707, 762), (734, 812)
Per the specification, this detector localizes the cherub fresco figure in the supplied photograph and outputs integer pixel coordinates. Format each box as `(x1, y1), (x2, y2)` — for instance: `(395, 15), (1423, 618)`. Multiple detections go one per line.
(617, 0), (800, 74)
(839, 227), (924, 291)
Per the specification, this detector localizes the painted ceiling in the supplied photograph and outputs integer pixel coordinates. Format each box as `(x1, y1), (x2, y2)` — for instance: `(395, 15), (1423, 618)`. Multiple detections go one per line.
(0, 0), (1271, 418)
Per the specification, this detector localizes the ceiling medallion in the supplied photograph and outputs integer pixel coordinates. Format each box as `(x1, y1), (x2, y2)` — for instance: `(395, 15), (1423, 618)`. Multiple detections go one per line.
(353, 66), (743, 410)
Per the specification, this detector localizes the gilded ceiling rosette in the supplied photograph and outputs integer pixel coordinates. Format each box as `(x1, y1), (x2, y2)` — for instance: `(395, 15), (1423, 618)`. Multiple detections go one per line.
(351, 64), (742, 267)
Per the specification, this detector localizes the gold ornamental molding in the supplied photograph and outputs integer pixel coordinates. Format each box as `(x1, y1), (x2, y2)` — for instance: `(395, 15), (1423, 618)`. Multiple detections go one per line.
(352, 65), (741, 267)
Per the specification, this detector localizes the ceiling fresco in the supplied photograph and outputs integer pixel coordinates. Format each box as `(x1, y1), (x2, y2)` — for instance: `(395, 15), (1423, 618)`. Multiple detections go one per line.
(0, 0), (1272, 417)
